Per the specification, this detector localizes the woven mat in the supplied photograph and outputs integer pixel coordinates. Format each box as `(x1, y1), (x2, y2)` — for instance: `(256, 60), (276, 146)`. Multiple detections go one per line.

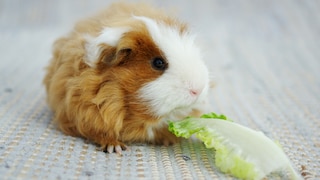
(1, 0), (319, 179)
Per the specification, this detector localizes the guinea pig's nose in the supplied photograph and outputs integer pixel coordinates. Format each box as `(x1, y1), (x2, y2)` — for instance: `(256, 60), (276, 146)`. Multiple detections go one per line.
(186, 81), (205, 97)
(189, 88), (202, 96)
(190, 89), (198, 96)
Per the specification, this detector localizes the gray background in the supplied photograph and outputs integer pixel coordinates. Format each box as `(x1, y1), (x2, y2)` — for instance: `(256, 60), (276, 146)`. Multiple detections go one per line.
(0, 0), (319, 179)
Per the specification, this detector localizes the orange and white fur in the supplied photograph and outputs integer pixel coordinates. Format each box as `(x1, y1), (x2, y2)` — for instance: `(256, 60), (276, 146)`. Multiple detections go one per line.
(43, 2), (211, 154)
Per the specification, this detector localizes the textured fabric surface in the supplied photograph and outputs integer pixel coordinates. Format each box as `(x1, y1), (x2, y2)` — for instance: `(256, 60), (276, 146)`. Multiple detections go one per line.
(0, 0), (319, 179)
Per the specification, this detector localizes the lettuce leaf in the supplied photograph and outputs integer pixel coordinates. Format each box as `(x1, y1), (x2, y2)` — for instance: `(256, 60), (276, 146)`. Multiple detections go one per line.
(168, 113), (302, 180)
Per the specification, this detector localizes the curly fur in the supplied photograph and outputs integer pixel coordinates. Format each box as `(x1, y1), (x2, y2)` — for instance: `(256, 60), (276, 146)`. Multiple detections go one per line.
(43, 2), (210, 152)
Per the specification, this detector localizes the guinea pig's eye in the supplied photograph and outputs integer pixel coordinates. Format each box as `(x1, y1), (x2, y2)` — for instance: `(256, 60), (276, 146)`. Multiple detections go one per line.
(151, 57), (167, 71)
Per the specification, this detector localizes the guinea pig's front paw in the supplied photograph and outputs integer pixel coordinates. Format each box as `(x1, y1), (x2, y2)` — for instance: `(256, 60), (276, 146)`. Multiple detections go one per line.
(154, 129), (181, 146)
(100, 141), (128, 155)
(161, 137), (181, 146)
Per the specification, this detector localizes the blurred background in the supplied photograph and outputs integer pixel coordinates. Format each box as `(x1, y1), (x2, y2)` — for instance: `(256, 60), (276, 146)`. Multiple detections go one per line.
(1, 0), (319, 121)
(0, 0), (319, 179)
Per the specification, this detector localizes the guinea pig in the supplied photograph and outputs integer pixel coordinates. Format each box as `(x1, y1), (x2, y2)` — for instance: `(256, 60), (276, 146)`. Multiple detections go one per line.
(43, 2), (211, 154)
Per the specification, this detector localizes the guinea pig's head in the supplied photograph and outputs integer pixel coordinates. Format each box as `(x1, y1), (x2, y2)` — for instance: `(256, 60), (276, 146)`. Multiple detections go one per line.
(84, 16), (209, 119)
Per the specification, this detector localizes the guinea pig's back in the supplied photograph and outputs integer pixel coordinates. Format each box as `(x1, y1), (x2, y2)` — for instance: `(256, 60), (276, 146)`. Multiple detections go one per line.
(73, 2), (175, 36)
(43, 34), (87, 111)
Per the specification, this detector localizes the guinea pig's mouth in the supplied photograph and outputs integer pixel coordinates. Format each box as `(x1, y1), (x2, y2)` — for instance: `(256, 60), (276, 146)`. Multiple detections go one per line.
(167, 94), (206, 116)
(172, 104), (196, 114)
(161, 107), (195, 122)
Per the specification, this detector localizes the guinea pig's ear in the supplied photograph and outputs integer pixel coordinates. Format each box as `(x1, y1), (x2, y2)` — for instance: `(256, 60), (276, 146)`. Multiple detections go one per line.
(84, 27), (130, 67)
(101, 47), (132, 66)
(112, 48), (132, 66)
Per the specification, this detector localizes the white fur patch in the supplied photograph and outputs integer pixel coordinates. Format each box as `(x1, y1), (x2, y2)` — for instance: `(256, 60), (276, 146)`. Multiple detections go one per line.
(135, 16), (210, 118)
(84, 27), (130, 67)
(146, 126), (155, 140)
(146, 121), (168, 141)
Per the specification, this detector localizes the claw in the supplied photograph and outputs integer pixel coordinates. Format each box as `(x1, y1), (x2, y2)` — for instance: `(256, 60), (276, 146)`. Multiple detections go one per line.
(115, 145), (122, 155)
(104, 143), (127, 155)
(100, 140), (128, 155)
(107, 145), (114, 154)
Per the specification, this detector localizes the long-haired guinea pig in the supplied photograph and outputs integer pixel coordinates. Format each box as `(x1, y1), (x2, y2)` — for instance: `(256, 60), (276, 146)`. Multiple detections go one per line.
(43, 2), (211, 154)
